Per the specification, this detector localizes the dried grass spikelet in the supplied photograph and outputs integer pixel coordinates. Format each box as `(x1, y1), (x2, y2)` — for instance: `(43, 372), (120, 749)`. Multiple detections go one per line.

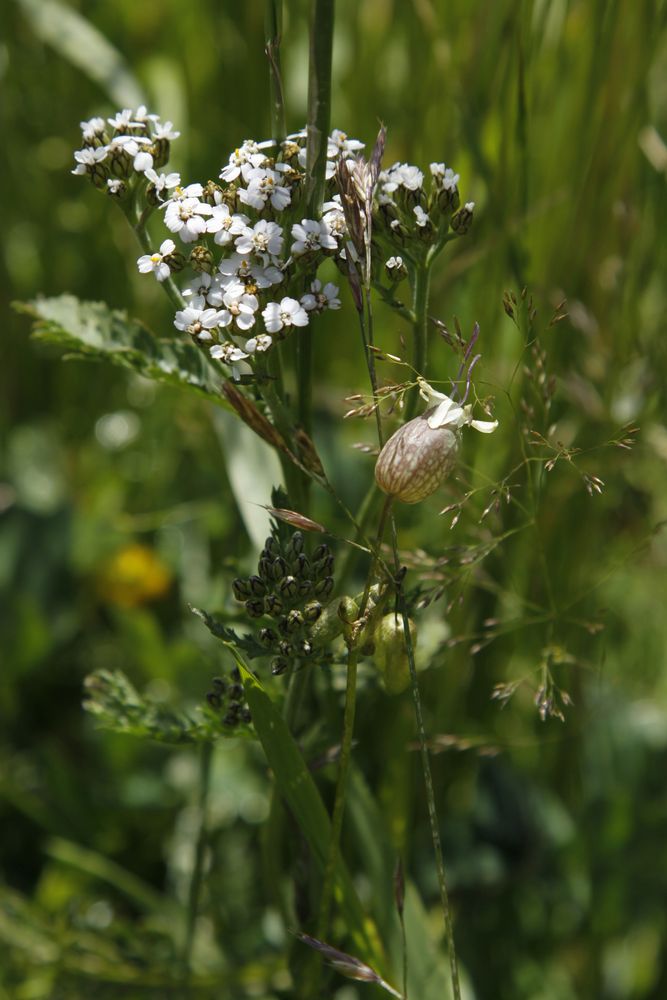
(375, 409), (459, 503)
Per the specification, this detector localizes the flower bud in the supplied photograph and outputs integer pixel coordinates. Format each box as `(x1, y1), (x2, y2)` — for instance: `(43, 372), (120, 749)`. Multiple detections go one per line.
(373, 614), (417, 694)
(375, 412), (459, 504)
(232, 578), (251, 600)
(450, 202), (474, 235)
(189, 245), (214, 274)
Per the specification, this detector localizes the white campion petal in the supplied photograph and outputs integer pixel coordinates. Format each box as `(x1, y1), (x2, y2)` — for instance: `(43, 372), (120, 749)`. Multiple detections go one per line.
(418, 377), (498, 434)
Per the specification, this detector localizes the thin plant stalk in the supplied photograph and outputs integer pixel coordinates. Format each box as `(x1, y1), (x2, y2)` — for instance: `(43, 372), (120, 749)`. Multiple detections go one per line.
(303, 497), (392, 998)
(305, 0), (335, 214)
(264, 0), (286, 143)
(297, 0), (335, 470)
(388, 514), (462, 1000)
(182, 741), (213, 976)
(404, 261), (431, 421)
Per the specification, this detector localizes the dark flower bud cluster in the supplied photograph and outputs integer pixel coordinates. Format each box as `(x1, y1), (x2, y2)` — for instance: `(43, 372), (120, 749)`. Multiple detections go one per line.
(232, 530), (336, 676)
(205, 666), (252, 729)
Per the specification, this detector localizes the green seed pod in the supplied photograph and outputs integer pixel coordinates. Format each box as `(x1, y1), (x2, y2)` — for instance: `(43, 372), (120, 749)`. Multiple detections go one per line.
(374, 411), (459, 504)
(309, 595), (359, 647)
(373, 613), (417, 695)
(298, 580), (313, 598)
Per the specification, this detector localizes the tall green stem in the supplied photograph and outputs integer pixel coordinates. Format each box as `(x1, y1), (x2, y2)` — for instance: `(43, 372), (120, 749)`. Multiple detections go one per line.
(404, 262), (431, 421)
(182, 741), (213, 975)
(264, 0), (286, 142)
(296, 0), (335, 504)
(305, 0), (335, 215)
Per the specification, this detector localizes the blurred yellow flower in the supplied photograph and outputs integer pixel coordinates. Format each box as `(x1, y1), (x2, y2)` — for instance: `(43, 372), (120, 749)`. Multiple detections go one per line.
(96, 543), (172, 607)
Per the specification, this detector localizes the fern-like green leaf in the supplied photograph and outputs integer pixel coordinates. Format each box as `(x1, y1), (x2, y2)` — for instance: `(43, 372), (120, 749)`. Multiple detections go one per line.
(15, 295), (231, 407)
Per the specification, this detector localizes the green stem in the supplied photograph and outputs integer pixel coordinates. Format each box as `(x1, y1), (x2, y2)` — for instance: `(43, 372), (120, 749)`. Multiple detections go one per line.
(305, 0), (335, 215)
(264, 0), (286, 142)
(182, 741), (213, 975)
(404, 262), (431, 421)
(317, 647), (359, 924)
(389, 521), (461, 1000)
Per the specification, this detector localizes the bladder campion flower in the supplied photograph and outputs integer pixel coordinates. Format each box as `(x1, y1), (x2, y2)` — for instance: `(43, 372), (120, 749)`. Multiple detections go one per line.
(374, 377), (497, 504)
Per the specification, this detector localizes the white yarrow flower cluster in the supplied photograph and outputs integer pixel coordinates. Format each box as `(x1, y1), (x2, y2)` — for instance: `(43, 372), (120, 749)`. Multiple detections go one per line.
(71, 105), (180, 186)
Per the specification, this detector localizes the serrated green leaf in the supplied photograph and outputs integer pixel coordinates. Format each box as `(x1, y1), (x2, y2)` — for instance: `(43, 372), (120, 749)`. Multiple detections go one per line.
(190, 605), (268, 660)
(15, 295), (232, 408)
(82, 669), (254, 745)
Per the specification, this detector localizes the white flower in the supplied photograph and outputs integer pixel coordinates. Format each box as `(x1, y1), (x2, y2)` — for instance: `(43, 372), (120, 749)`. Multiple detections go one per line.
(239, 167), (291, 211)
(218, 254), (282, 289)
(152, 120), (180, 141)
(137, 239), (176, 282)
(380, 162), (423, 195)
(290, 219), (337, 256)
(417, 378), (498, 434)
(205, 204), (248, 245)
(386, 256), (404, 271)
(413, 206), (430, 228)
(108, 134), (154, 172)
(327, 129), (365, 158)
(165, 182), (204, 202)
(301, 279), (341, 312)
(181, 273), (214, 308)
(220, 141), (269, 183)
(72, 146), (107, 174)
(210, 341), (249, 363)
(430, 163), (459, 190)
(244, 334), (273, 354)
(164, 197), (212, 243)
(234, 219), (284, 259)
(322, 197), (347, 240)
(108, 109), (142, 131)
(106, 178), (124, 195)
(262, 297), (309, 334)
(145, 168), (181, 200)
(80, 117), (106, 142)
(218, 285), (259, 331)
(134, 106), (160, 126)
(174, 306), (226, 341)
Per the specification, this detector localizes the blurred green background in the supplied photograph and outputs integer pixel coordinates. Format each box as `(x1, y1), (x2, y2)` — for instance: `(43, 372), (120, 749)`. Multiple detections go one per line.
(2, 0), (667, 997)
